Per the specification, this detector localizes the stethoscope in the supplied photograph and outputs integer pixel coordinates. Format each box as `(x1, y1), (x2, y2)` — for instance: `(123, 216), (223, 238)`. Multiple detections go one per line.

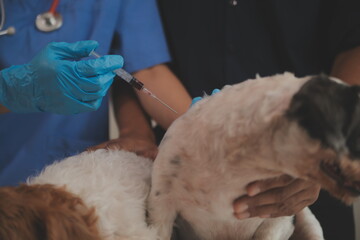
(0, 0), (63, 36)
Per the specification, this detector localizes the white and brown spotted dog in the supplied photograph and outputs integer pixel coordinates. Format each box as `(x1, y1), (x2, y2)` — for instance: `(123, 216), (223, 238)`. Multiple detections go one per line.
(0, 150), (157, 240)
(148, 72), (360, 240)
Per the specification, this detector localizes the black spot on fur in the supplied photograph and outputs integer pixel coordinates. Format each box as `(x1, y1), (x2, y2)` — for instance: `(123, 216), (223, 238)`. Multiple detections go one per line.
(286, 75), (360, 159)
(175, 215), (202, 240)
(292, 215), (296, 226)
(170, 156), (182, 166)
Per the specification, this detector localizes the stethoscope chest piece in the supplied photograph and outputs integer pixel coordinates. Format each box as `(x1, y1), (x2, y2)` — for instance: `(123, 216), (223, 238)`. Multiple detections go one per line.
(35, 12), (62, 32)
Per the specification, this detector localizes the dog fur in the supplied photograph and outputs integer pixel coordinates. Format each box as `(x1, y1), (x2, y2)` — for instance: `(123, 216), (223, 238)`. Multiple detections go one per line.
(148, 72), (360, 240)
(2, 72), (360, 240)
(0, 150), (157, 240)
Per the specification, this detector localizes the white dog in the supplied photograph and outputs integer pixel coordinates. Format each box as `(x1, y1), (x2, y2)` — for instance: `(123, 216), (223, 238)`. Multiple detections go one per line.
(0, 150), (157, 240)
(148, 73), (360, 240)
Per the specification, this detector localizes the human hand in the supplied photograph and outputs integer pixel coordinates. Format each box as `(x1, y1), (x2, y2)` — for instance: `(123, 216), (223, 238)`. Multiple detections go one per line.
(233, 175), (321, 219)
(87, 134), (158, 160)
(0, 40), (123, 114)
(191, 89), (220, 106)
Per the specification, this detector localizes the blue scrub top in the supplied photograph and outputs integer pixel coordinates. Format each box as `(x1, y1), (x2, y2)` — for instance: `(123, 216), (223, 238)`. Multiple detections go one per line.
(0, 0), (170, 186)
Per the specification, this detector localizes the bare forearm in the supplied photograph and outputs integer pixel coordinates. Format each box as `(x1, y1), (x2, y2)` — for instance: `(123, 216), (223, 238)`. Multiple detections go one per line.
(331, 46), (360, 85)
(112, 79), (155, 142)
(133, 64), (192, 129)
(88, 80), (158, 159)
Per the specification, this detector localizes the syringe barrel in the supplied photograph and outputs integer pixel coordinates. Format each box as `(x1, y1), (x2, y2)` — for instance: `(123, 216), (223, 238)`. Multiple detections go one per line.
(90, 51), (144, 90)
(114, 68), (144, 90)
(114, 68), (133, 83)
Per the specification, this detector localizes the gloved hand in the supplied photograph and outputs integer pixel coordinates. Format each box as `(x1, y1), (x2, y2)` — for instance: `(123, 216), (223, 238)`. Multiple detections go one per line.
(191, 89), (220, 106)
(0, 40), (123, 114)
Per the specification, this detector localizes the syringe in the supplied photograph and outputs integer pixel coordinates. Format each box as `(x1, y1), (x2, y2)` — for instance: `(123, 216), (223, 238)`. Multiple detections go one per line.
(89, 51), (178, 114)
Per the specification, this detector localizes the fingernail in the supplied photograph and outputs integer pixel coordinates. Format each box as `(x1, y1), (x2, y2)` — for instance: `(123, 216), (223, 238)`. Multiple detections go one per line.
(248, 187), (260, 196)
(235, 212), (250, 219)
(235, 204), (248, 213)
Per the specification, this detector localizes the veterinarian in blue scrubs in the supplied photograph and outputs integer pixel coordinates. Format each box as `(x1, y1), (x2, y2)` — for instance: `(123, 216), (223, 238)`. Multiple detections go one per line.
(0, 0), (180, 186)
(158, 0), (360, 239)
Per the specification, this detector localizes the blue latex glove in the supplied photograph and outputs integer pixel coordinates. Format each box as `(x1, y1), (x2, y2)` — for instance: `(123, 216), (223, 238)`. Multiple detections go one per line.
(191, 89), (220, 106)
(0, 40), (123, 114)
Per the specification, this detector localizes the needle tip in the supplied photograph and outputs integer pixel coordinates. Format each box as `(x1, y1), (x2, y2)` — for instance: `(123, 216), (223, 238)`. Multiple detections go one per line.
(142, 88), (178, 114)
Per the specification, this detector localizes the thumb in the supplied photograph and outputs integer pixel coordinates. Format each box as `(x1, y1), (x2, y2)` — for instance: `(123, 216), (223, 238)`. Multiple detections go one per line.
(49, 40), (99, 60)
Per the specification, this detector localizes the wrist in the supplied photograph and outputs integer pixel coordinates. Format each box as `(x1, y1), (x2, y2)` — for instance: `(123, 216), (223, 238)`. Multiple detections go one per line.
(118, 128), (156, 143)
(0, 64), (39, 113)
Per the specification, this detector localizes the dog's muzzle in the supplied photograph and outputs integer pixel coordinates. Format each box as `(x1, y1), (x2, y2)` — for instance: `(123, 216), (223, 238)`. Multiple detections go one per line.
(320, 161), (360, 195)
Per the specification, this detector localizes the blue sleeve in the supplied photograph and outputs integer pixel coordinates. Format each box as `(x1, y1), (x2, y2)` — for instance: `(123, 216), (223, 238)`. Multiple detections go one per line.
(112, 0), (171, 73)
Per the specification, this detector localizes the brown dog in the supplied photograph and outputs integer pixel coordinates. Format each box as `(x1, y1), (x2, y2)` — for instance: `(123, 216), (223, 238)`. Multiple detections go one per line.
(0, 150), (157, 240)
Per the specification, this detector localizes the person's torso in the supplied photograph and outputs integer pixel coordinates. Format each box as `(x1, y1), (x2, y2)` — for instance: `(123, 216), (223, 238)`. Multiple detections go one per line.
(158, 0), (345, 96)
(0, 0), (121, 185)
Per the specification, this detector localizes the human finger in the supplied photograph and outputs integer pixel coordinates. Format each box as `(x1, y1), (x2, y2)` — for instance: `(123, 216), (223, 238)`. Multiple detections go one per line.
(50, 40), (99, 59)
(234, 181), (320, 218)
(246, 174), (295, 196)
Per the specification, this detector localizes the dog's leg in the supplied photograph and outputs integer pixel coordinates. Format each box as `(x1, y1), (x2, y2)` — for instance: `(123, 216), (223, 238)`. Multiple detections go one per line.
(289, 207), (324, 240)
(148, 169), (178, 240)
(252, 216), (294, 240)
(148, 193), (177, 240)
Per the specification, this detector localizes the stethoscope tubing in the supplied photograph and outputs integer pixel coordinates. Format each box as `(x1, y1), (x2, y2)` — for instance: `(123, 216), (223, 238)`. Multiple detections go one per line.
(0, 0), (61, 35)
(0, 0), (5, 31)
(49, 0), (60, 14)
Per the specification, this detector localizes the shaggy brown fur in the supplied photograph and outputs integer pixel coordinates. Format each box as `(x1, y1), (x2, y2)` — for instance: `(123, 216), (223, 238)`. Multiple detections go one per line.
(0, 184), (101, 240)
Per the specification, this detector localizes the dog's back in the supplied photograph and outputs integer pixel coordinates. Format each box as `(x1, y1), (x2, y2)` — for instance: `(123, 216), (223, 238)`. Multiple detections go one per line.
(148, 73), (360, 240)
(26, 150), (157, 240)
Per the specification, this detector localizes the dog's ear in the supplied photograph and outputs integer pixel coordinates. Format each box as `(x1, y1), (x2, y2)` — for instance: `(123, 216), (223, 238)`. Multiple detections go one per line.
(43, 207), (101, 240)
(0, 184), (101, 240)
(37, 185), (101, 240)
(286, 74), (359, 153)
(0, 186), (44, 240)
